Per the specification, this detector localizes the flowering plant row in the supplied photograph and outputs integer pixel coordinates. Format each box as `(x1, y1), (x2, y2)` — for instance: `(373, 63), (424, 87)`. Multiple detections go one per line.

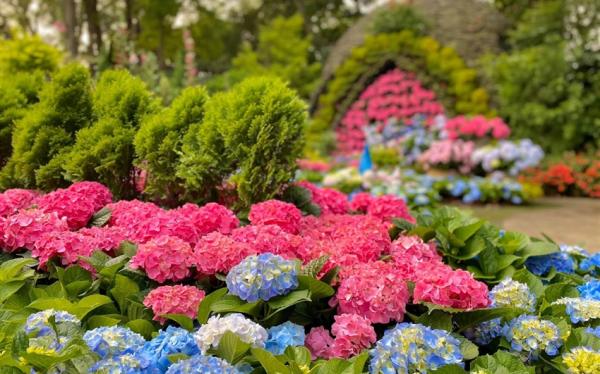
(0, 181), (599, 373)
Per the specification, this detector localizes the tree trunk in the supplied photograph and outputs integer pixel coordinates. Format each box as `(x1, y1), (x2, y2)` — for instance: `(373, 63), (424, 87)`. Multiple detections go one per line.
(157, 23), (166, 69)
(83, 0), (102, 55)
(125, 0), (135, 40)
(63, 0), (78, 57)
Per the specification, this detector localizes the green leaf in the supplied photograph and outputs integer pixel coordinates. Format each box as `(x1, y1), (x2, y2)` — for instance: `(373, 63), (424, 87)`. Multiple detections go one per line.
(543, 283), (579, 304)
(266, 290), (311, 316)
(284, 346), (311, 367)
(457, 336), (479, 360)
(210, 295), (262, 316)
(565, 327), (600, 351)
(0, 282), (25, 304)
(75, 294), (114, 319)
(454, 307), (523, 332)
(314, 358), (352, 374)
(415, 310), (453, 331)
(498, 231), (530, 254)
(197, 288), (228, 324)
(86, 315), (121, 329)
(346, 351), (369, 374)
(167, 353), (190, 364)
(110, 274), (140, 313)
(319, 266), (339, 285)
(126, 319), (156, 340)
(518, 241), (558, 261)
(214, 331), (251, 364)
(453, 220), (484, 242)
(163, 314), (194, 331)
(511, 269), (544, 298)
(90, 207), (111, 227)
(429, 364), (468, 374)
(297, 276), (334, 300)
(301, 256), (329, 278)
(0, 259), (37, 283)
(251, 348), (291, 374)
(454, 236), (486, 260)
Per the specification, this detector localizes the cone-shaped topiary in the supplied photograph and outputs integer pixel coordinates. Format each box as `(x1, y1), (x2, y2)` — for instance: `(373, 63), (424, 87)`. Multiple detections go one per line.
(61, 69), (159, 199)
(178, 77), (306, 208)
(134, 86), (209, 205)
(0, 64), (93, 189)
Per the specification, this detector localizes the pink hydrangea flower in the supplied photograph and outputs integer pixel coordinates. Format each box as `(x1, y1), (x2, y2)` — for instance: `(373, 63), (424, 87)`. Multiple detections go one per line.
(0, 209), (68, 252)
(349, 192), (373, 213)
(126, 210), (199, 245)
(78, 226), (127, 253)
(248, 200), (302, 234)
(334, 262), (409, 324)
(66, 181), (112, 211)
(231, 224), (304, 259)
(194, 232), (256, 275)
(175, 202), (239, 236)
(143, 285), (206, 323)
(130, 236), (196, 283)
(32, 230), (93, 268)
(106, 200), (163, 228)
(305, 326), (335, 359)
(329, 314), (376, 359)
(35, 189), (98, 230)
(413, 262), (490, 310)
(367, 195), (415, 224)
(391, 235), (442, 280)
(0, 189), (38, 217)
(297, 181), (349, 214)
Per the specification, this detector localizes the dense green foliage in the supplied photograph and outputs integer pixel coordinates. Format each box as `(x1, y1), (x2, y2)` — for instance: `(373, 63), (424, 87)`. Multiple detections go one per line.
(485, 0), (600, 153)
(0, 64), (93, 189)
(370, 5), (429, 36)
(0, 33), (61, 75)
(135, 86), (209, 204)
(61, 70), (159, 198)
(207, 15), (321, 99)
(310, 31), (492, 156)
(178, 77), (306, 208)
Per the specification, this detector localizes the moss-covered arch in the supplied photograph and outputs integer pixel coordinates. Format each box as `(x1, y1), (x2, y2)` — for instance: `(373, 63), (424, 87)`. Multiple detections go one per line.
(308, 31), (493, 155)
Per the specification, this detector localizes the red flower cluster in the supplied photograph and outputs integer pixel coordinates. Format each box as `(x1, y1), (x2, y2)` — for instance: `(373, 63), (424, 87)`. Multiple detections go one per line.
(0, 189), (38, 217)
(130, 236), (196, 282)
(143, 285), (206, 323)
(306, 313), (376, 359)
(248, 200), (302, 234)
(337, 69), (444, 154)
(445, 115), (510, 140)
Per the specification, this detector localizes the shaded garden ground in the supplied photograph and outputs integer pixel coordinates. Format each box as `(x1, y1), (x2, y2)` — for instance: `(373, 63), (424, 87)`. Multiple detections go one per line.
(456, 197), (600, 251)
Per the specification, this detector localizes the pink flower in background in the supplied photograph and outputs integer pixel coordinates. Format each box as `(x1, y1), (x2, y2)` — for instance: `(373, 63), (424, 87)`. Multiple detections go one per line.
(329, 314), (376, 358)
(349, 192), (374, 213)
(248, 200), (302, 234)
(144, 285), (205, 323)
(0, 209), (68, 252)
(32, 230), (93, 268)
(334, 261), (409, 324)
(367, 195), (415, 224)
(413, 262), (490, 310)
(297, 181), (349, 214)
(297, 159), (332, 172)
(419, 139), (475, 173)
(0, 189), (38, 217)
(231, 224), (304, 260)
(194, 232), (256, 275)
(130, 236), (196, 283)
(445, 115), (510, 140)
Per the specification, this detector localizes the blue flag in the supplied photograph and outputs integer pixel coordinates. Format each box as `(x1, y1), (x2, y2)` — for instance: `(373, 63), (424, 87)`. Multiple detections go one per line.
(359, 144), (373, 175)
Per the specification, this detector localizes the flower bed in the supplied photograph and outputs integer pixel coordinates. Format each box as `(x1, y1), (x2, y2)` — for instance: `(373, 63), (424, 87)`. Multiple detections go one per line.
(1, 181), (599, 373)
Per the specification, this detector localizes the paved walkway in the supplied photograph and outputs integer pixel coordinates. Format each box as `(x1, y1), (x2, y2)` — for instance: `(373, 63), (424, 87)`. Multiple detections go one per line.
(457, 197), (600, 251)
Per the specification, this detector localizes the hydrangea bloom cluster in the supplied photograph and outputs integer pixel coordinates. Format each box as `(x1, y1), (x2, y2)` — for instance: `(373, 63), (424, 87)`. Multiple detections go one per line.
(502, 315), (562, 358)
(390, 235), (441, 279)
(265, 322), (305, 355)
(413, 263), (489, 310)
(248, 200), (302, 234)
(369, 323), (463, 373)
(194, 314), (268, 354)
(489, 278), (537, 311)
(130, 235), (196, 282)
(106, 199), (162, 227)
(139, 326), (200, 372)
(78, 226), (127, 254)
(90, 353), (153, 373)
(175, 202), (239, 236)
(297, 181), (349, 214)
(194, 232), (256, 275)
(143, 285), (206, 323)
(560, 244), (590, 257)
(470, 139), (544, 176)
(444, 115), (510, 140)
(365, 194), (415, 224)
(306, 314), (376, 359)
(226, 253), (298, 302)
(333, 261), (409, 324)
(562, 347), (600, 374)
(463, 319), (503, 346)
(165, 355), (240, 374)
(349, 192), (374, 213)
(525, 252), (576, 276)
(419, 139), (475, 174)
(231, 224), (304, 260)
(83, 326), (146, 359)
(24, 310), (81, 354)
(32, 230), (93, 268)
(580, 253), (600, 274)
(553, 297), (600, 324)
(0, 209), (68, 252)
(0, 188), (38, 217)
(577, 279), (600, 301)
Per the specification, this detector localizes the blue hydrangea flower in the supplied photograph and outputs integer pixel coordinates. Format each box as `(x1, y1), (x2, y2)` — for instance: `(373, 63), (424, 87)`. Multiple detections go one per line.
(560, 244), (590, 257)
(226, 253), (298, 302)
(489, 279), (537, 312)
(24, 309), (80, 338)
(89, 353), (153, 374)
(525, 252), (575, 276)
(463, 318), (503, 346)
(585, 326), (600, 338)
(461, 182), (481, 204)
(265, 322), (305, 355)
(139, 326), (199, 372)
(580, 253), (600, 274)
(165, 355), (240, 374)
(83, 326), (146, 359)
(369, 323), (463, 373)
(502, 315), (562, 360)
(553, 297), (600, 324)
(449, 180), (466, 197)
(578, 280), (600, 301)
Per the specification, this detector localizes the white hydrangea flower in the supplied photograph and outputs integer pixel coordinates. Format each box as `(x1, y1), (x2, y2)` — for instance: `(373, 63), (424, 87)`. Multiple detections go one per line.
(194, 313), (268, 353)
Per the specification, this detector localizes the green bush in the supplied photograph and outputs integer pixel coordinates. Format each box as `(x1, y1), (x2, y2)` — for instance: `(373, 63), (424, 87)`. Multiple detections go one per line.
(370, 5), (429, 35)
(0, 64), (93, 189)
(178, 77), (306, 208)
(135, 86), (209, 204)
(61, 69), (159, 198)
(0, 33), (61, 75)
(309, 31), (492, 156)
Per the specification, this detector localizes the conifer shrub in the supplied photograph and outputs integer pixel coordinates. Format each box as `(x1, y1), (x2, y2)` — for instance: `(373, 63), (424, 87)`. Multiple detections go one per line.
(0, 33), (61, 75)
(178, 77), (306, 208)
(0, 64), (93, 189)
(134, 86), (209, 205)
